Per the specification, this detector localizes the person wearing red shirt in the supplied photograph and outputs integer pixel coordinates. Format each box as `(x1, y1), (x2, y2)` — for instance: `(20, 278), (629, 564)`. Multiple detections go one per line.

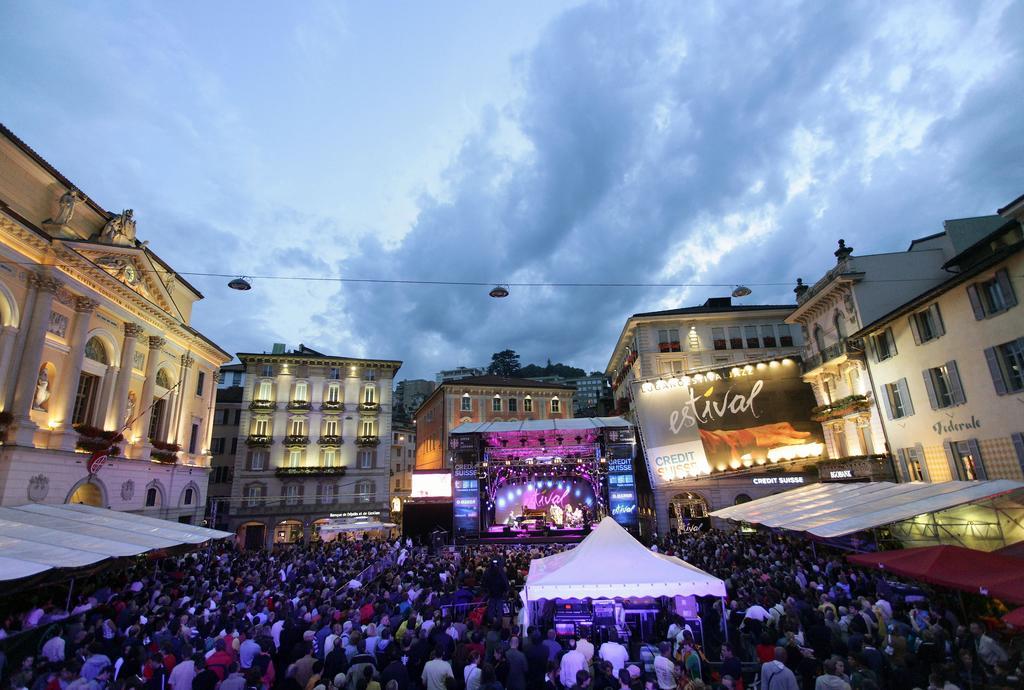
(205, 640), (234, 682)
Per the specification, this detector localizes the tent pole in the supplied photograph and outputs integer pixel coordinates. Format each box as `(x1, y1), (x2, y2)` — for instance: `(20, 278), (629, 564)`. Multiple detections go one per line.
(66, 577), (75, 612)
(720, 596), (728, 644)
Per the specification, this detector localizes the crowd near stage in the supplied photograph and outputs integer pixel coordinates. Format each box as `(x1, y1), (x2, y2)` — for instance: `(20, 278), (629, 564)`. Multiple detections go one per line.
(445, 417), (641, 544)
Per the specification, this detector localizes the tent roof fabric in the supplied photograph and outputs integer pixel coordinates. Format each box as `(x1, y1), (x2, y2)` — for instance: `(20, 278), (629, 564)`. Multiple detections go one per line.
(709, 480), (1024, 538)
(450, 417), (630, 435)
(0, 503), (232, 582)
(847, 546), (1024, 604)
(524, 517), (726, 601)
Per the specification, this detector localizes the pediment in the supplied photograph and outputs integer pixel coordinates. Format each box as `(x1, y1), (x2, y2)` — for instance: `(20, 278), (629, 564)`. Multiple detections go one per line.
(67, 243), (178, 316)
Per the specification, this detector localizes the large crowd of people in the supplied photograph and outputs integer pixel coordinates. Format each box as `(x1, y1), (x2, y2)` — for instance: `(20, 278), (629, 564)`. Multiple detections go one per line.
(0, 527), (1020, 690)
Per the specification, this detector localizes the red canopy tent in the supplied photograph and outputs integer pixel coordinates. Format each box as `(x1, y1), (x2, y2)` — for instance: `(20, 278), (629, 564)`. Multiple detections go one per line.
(995, 541), (1024, 560)
(1004, 607), (1024, 628)
(847, 545), (1024, 605)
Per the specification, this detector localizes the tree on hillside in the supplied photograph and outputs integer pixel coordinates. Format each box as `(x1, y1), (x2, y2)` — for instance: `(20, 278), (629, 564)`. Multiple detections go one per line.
(487, 349), (521, 377)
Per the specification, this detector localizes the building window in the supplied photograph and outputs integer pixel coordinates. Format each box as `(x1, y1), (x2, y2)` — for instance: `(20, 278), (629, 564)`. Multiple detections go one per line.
(233, 409), (241, 425)
(744, 326), (760, 349)
(260, 364), (274, 377)
(551, 397), (561, 414)
(245, 485), (264, 507)
(287, 449), (302, 468)
(360, 420), (374, 437)
(188, 422), (199, 454)
(814, 325), (827, 353)
(712, 327), (727, 351)
(183, 488), (194, 505)
(71, 373), (101, 425)
(968, 269), (1017, 319)
(508, 398), (518, 413)
(363, 369), (376, 381)
(326, 383), (340, 402)
(283, 484), (301, 505)
(247, 450), (267, 471)
(84, 337), (109, 364)
(363, 385), (376, 403)
(196, 371), (206, 396)
(776, 324), (792, 347)
(231, 371), (242, 386)
(985, 338), (1024, 394)
(324, 419), (338, 436)
(833, 311), (847, 340)
(871, 328), (897, 362)
(252, 417), (269, 436)
(492, 396), (502, 412)
(909, 304), (944, 344)
(658, 329), (681, 352)
(257, 380), (273, 401)
(395, 478), (401, 490)
(289, 418), (306, 436)
(946, 440), (985, 481)
(882, 378), (914, 419)
(461, 395), (472, 412)
(230, 437), (238, 455)
(360, 448), (376, 470)
(728, 326), (743, 349)
(899, 447), (925, 481)
(211, 437), (225, 454)
(320, 484), (337, 504)
(293, 381), (308, 401)
(760, 325), (777, 348)
(355, 480), (375, 503)
(145, 487), (160, 507)
(923, 362), (966, 409)
(524, 396), (533, 412)
(328, 367), (341, 380)
(323, 449), (337, 467)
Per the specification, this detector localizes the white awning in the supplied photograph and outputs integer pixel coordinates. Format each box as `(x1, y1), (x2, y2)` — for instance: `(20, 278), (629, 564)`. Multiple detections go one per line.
(0, 504), (232, 582)
(524, 517), (726, 601)
(710, 480), (1024, 538)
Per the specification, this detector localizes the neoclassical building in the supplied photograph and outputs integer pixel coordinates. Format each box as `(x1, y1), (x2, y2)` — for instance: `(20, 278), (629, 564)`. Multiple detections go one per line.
(0, 124), (230, 522)
(228, 345), (401, 548)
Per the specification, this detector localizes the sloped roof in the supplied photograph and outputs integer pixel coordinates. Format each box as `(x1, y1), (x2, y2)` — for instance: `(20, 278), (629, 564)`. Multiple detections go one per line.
(942, 215), (1007, 256)
(524, 517), (726, 600)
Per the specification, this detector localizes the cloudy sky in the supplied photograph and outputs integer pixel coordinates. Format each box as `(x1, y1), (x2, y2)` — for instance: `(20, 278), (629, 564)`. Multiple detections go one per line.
(3, 0), (1022, 381)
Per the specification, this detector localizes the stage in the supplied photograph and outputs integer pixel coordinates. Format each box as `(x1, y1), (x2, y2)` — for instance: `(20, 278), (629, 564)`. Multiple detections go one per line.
(474, 524), (593, 544)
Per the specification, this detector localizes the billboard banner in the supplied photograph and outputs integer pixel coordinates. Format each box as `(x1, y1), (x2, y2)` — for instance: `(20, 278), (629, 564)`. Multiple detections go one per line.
(452, 464), (479, 537)
(607, 456), (638, 527)
(631, 361), (824, 484)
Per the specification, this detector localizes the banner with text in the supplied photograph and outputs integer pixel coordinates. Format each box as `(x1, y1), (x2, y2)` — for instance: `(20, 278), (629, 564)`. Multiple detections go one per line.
(631, 362), (824, 484)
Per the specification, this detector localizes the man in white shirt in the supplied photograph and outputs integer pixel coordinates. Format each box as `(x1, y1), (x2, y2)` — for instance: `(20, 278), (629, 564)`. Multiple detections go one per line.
(464, 650), (482, 690)
(42, 634), (66, 663)
(168, 655), (196, 690)
(653, 642), (678, 690)
(575, 636), (595, 666)
(598, 631), (629, 676)
(559, 641), (587, 689)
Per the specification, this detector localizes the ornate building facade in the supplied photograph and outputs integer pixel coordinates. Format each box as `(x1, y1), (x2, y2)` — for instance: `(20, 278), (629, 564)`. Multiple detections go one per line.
(228, 345), (401, 548)
(0, 125), (230, 522)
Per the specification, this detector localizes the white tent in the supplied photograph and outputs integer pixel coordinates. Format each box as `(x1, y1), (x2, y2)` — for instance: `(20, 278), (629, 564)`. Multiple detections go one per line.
(523, 517), (726, 602)
(710, 480), (1024, 539)
(0, 503), (232, 583)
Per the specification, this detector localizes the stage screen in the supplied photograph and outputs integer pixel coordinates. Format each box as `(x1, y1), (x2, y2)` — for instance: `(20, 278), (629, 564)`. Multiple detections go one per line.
(631, 360), (824, 484)
(494, 477), (596, 526)
(453, 464), (479, 538)
(411, 472), (453, 498)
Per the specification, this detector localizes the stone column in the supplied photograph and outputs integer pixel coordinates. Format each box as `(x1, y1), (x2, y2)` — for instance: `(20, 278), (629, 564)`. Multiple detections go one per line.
(174, 355), (195, 448)
(3, 272), (39, 411)
(111, 323), (144, 432)
(131, 336), (165, 459)
(50, 296), (99, 450)
(198, 370), (220, 461)
(0, 324), (19, 410)
(7, 272), (63, 446)
(97, 365), (119, 429)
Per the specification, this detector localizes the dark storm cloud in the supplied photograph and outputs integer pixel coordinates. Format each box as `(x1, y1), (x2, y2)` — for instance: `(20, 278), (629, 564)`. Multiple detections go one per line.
(318, 0), (1024, 379)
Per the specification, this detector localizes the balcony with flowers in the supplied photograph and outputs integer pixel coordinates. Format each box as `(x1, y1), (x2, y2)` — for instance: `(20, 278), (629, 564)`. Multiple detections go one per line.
(358, 401), (381, 413)
(287, 399), (312, 412)
(275, 465), (347, 478)
(74, 425), (123, 455)
(320, 400), (345, 412)
(249, 399), (276, 411)
(318, 435), (343, 447)
(245, 434), (273, 447)
(150, 440), (180, 464)
(810, 394), (873, 422)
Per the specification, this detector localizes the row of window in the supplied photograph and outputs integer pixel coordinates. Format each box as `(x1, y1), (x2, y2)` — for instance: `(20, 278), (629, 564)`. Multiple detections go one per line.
(243, 480), (376, 507)
(257, 364), (377, 381)
(254, 379), (377, 404)
(461, 395), (559, 413)
(244, 448), (378, 470)
(709, 324), (795, 351)
(897, 434), (1024, 483)
(883, 338), (1024, 419)
(249, 418), (377, 437)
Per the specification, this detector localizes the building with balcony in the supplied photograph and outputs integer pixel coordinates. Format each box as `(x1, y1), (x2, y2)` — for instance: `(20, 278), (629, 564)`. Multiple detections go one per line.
(207, 369), (244, 530)
(852, 200), (1024, 483)
(227, 344), (401, 548)
(0, 125), (230, 523)
(413, 375), (575, 470)
(390, 422), (415, 517)
(786, 236), (958, 473)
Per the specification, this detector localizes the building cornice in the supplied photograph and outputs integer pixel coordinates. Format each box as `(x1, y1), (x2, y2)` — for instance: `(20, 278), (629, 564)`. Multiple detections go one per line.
(786, 272), (863, 325)
(237, 352), (402, 371)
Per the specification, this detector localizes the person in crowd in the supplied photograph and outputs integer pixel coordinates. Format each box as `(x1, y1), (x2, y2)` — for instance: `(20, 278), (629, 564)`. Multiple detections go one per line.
(598, 630), (629, 677)
(759, 647), (798, 690)
(560, 639), (588, 689)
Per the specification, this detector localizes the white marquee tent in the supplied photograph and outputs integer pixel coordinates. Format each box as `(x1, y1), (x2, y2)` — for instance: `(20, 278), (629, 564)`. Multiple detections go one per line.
(0, 503), (232, 583)
(709, 480), (1024, 545)
(523, 516), (726, 603)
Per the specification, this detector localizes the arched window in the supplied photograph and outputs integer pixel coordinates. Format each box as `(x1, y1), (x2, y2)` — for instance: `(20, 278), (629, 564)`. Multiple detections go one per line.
(833, 311), (847, 340)
(734, 493), (752, 505)
(84, 337), (109, 364)
(145, 487), (160, 507)
(814, 325), (827, 353)
(183, 488), (194, 505)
